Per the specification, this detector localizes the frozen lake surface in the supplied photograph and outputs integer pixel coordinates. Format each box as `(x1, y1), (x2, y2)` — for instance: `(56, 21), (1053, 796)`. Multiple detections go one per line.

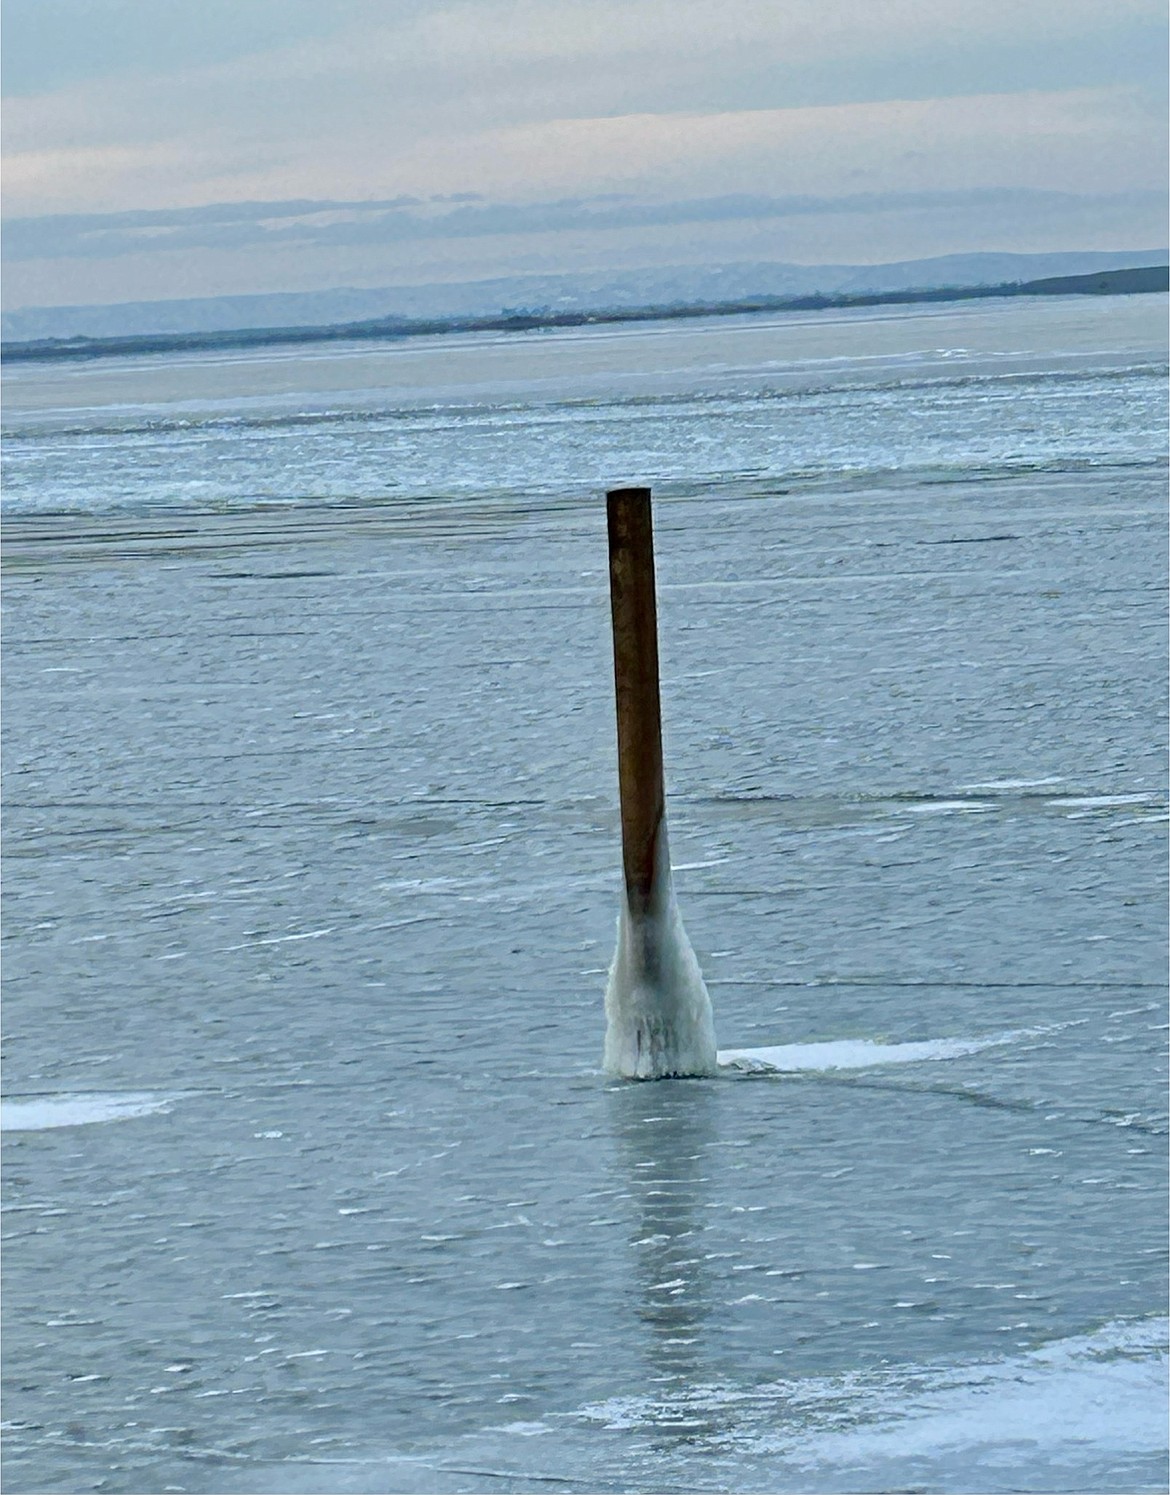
(2, 297), (1167, 1492)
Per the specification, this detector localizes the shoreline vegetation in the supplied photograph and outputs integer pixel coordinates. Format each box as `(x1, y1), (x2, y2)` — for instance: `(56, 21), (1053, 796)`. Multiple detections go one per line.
(3, 264), (1165, 366)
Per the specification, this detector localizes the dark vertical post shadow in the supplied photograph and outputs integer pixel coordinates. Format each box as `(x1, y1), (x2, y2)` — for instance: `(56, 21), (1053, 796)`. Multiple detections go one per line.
(607, 486), (666, 920)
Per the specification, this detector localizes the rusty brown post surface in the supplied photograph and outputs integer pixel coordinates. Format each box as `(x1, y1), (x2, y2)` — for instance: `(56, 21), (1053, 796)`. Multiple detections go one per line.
(607, 486), (666, 920)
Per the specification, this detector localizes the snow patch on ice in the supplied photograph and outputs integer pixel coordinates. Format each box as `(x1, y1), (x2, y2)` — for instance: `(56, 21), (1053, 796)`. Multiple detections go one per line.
(1050, 793), (1155, 809)
(1, 1092), (177, 1130)
(899, 799), (994, 814)
(718, 1029), (1041, 1073)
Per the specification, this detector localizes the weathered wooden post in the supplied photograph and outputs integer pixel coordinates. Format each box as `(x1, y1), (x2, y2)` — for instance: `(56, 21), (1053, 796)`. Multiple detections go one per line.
(608, 488), (666, 922)
(603, 487), (717, 1078)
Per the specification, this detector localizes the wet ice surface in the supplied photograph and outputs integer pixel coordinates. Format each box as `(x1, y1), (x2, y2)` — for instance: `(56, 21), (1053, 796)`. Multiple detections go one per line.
(2, 304), (1168, 1492)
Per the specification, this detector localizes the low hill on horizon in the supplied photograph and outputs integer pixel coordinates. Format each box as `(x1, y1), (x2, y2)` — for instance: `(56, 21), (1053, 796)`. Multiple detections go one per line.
(5, 265), (1166, 366)
(4, 247), (1165, 344)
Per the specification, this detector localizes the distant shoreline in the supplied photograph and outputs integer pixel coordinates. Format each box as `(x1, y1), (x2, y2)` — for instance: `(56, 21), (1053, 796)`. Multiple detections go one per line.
(3, 264), (1165, 366)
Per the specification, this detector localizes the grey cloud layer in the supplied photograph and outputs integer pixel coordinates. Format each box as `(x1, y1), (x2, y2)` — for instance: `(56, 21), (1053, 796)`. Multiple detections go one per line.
(7, 189), (1160, 263)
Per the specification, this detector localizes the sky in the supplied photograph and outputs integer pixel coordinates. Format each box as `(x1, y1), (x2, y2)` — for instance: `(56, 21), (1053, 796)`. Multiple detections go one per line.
(2, 0), (1167, 310)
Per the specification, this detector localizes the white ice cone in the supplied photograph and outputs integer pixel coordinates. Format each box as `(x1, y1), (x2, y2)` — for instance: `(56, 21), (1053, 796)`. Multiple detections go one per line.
(603, 826), (717, 1079)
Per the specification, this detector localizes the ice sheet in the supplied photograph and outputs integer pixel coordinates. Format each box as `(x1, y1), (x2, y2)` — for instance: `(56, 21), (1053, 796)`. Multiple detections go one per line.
(576, 1316), (1169, 1483)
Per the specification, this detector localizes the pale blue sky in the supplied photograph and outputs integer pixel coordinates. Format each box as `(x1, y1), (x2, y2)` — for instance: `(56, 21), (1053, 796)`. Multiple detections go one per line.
(3, 0), (1166, 308)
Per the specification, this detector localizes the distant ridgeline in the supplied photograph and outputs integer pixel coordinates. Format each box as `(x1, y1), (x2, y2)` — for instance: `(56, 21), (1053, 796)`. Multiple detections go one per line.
(4, 264), (1166, 365)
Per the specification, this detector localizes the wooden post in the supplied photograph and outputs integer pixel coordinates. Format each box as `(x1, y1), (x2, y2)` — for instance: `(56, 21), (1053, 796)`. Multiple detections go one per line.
(603, 485), (717, 1078)
(607, 486), (666, 920)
